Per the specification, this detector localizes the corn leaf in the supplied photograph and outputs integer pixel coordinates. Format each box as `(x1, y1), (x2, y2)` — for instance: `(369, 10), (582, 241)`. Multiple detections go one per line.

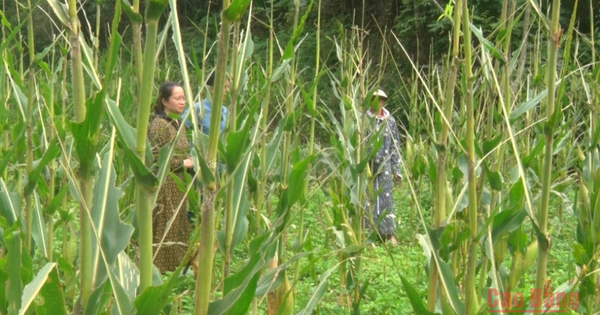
(0, 179), (19, 226)
(296, 264), (337, 315)
(400, 275), (437, 315)
(19, 263), (67, 315)
(24, 139), (60, 196)
(5, 228), (22, 314)
(208, 233), (273, 315)
(31, 193), (49, 259)
(90, 145), (134, 292)
(282, 0), (315, 60)
(223, 0), (252, 21)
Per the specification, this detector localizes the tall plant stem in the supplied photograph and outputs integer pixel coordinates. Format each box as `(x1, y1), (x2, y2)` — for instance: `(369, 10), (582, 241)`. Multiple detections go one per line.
(24, 0), (35, 252)
(94, 2), (101, 69)
(271, 1), (301, 313)
(535, 0), (561, 304)
(195, 1), (232, 313)
(461, 1), (478, 313)
(47, 45), (57, 261)
(429, 0), (461, 311)
(223, 20), (240, 280)
(136, 1), (168, 291)
(67, 0), (91, 306)
(133, 0), (143, 84)
(294, 0), (321, 303)
(256, 0), (274, 233)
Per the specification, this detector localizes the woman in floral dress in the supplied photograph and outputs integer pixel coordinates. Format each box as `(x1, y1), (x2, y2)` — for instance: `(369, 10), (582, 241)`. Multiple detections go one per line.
(148, 82), (194, 273)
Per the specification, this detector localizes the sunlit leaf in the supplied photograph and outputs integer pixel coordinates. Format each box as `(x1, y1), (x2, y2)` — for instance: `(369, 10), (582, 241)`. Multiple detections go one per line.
(19, 263), (67, 315)
(0, 179), (19, 226)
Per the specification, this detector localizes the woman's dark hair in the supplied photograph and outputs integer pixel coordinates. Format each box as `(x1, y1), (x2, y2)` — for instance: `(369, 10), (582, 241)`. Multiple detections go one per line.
(154, 82), (182, 114)
(206, 72), (216, 87)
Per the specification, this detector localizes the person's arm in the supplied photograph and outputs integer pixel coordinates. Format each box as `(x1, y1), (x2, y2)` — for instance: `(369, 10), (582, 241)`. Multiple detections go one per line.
(389, 118), (402, 179)
(148, 118), (187, 171)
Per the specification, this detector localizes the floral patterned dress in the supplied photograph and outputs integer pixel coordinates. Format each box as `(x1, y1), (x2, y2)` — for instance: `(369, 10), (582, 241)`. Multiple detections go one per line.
(148, 113), (193, 273)
(366, 108), (402, 238)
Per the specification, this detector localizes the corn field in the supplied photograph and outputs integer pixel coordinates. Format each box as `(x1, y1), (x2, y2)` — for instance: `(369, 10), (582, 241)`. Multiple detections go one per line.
(0, 0), (598, 314)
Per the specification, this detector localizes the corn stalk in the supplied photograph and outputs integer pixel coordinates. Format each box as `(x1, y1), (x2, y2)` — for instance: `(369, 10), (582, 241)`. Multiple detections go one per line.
(135, 0), (169, 292)
(429, 0), (461, 310)
(535, 0), (561, 305)
(194, 0), (251, 313)
(66, 0), (92, 307)
(461, 0), (478, 313)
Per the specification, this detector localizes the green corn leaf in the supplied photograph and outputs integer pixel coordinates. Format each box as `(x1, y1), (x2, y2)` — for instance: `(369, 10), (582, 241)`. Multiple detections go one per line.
(491, 208), (527, 245)
(84, 281), (112, 315)
(510, 76), (568, 121)
(223, 0), (252, 22)
(120, 0), (143, 23)
(282, 0), (315, 60)
(103, 1), (123, 86)
(46, 0), (69, 27)
(417, 233), (465, 314)
(400, 275), (437, 315)
(5, 228), (22, 314)
(3, 224), (32, 312)
(121, 143), (159, 190)
(552, 130), (571, 155)
(134, 265), (185, 314)
(484, 166), (503, 191)
(469, 24), (505, 63)
(296, 263), (337, 315)
(482, 134), (502, 156)
(193, 146), (216, 186)
(0, 140), (17, 176)
(72, 94), (104, 178)
(0, 179), (19, 226)
(0, 256), (8, 312)
(105, 261), (134, 315)
(31, 192), (49, 259)
(0, 9), (11, 28)
(43, 185), (68, 216)
(266, 121), (285, 173)
(114, 252), (140, 304)
(89, 146), (134, 292)
(522, 138), (546, 168)
(146, 0), (169, 21)
(208, 233), (276, 315)
(271, 59), (291, 82)
(223, 121), (253, 173)
(19, 263), (67, 315)
(105, 98), (153, 163)
(255, 252), (311, 296)
(526, 0), (552, 31)
(24, 139), (60, 196)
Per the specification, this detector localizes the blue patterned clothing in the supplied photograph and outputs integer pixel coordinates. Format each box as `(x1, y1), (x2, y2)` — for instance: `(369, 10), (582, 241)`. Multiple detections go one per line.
(366, 108), (402, 237)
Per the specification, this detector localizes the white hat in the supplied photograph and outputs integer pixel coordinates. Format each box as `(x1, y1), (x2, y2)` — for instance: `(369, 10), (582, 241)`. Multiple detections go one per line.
(374, 89), (388, 99)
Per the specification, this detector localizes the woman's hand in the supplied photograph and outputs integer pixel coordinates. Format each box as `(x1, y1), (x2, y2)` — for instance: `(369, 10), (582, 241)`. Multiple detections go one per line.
(183, 158), (194, 169)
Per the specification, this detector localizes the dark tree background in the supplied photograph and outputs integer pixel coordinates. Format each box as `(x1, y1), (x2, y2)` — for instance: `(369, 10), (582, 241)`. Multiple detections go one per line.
(3, 0), (598, 136)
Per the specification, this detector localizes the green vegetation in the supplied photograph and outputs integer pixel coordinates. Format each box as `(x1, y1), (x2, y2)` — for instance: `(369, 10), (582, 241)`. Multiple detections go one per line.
(0, 0), (599, 314)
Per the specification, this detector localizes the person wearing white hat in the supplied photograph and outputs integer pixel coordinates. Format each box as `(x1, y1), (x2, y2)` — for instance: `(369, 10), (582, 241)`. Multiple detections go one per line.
(366, 88), (402, 245)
